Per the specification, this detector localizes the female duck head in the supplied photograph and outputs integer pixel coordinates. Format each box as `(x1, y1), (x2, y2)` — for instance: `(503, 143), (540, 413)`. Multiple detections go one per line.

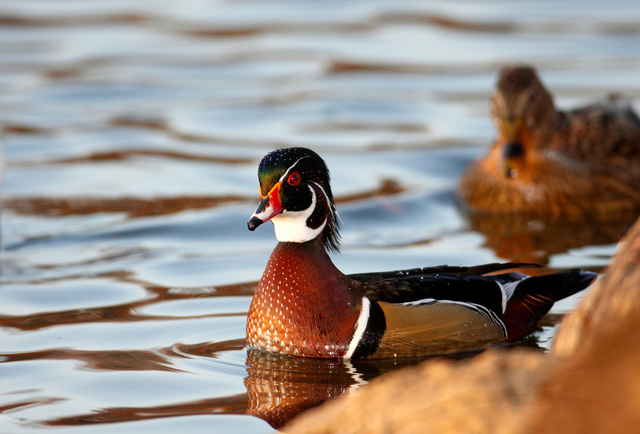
(490, 65), (556, 178)
(247, 147), (341, 253)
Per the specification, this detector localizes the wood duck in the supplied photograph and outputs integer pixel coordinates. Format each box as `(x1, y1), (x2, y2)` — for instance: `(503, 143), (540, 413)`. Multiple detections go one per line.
(247, 147), (596, 359)
(459, 65), (640, 218)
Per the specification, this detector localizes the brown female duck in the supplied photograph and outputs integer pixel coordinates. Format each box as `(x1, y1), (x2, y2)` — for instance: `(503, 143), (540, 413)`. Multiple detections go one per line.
(459, 65), (640, 218)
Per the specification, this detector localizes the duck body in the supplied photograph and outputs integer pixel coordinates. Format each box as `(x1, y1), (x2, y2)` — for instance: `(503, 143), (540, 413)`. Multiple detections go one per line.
(459, 65), (640, 218)
(247, 147), (596, 359)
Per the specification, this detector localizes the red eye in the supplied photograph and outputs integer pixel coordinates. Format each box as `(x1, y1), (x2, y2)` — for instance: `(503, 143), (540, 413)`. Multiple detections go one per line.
(287, 172), (301, 186)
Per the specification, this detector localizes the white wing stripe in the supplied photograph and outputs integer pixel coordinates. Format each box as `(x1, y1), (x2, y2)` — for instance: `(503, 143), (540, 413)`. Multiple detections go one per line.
(344, 297), (370, 360)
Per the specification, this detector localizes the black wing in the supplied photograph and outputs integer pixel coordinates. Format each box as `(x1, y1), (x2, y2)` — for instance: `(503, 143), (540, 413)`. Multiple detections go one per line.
(348, 262), (539, 281)
(349, 263), (537, 315)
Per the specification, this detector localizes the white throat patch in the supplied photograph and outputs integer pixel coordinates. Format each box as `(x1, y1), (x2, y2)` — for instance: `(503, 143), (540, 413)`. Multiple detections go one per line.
(272, 185), (327, 243)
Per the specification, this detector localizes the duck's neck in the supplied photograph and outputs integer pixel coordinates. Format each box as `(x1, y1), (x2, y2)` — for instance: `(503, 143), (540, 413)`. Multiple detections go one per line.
(247, 238), (361, 358)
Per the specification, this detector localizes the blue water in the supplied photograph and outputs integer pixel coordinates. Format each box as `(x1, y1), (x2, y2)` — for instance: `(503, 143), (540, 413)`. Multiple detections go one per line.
(1, 0), (638, 432)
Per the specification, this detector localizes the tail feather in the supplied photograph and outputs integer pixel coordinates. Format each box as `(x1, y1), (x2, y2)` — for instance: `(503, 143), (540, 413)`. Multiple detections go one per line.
(502, 270), (596, 342)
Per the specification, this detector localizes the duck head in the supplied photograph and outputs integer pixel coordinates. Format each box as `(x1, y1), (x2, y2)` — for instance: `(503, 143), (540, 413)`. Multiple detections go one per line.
(247, 147), (341, 253)
(490, 65), (556, 179)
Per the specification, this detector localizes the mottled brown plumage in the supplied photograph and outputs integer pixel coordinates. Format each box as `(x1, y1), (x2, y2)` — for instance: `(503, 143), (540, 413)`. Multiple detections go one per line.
(459, 65), (640, 217)
(246, 239), (361, 358)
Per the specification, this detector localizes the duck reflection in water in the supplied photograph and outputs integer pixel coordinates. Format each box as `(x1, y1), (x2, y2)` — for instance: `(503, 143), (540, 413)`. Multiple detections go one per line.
(463, 213), (634, 266)
(244, 348), (493, 429)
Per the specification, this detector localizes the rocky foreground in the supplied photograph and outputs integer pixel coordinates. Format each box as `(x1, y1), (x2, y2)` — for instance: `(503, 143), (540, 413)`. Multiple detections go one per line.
(284, 217), (640, 433)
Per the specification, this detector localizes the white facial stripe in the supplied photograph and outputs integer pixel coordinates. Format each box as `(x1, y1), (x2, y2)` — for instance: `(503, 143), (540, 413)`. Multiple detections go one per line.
(344, 297), (371, 360)
(278, 155), (310, 183)
(312, 179), (339, 224)
(311, 180), (329, 204)
(271, 185), (326, 243)
(251, 201), (278, 222)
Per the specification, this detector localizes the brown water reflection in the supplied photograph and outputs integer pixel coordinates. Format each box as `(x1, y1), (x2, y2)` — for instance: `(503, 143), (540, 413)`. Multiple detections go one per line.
(245, 349), (474, 429)
(245, 351), (358, 429)
(4, 196), (247, 218)
(3, 349), (182, 373)
(465, 212), (637, 265)
(44, 395), (249, 427)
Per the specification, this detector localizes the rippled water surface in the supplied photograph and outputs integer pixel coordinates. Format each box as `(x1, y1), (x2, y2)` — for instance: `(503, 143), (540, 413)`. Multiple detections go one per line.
(1, 0), (639, 432)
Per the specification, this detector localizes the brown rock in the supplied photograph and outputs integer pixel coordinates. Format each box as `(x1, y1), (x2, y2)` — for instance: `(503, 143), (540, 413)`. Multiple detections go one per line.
(284, 217), (640, 434)
(553, 216), (640, 356)
(520, 310), (640, 434)
(521, 215), (640, 433)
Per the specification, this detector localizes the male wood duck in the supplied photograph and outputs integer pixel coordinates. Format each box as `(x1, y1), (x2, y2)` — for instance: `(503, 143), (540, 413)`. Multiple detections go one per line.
(247, 147), (596, 359)
(459, 65), (640, 218)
